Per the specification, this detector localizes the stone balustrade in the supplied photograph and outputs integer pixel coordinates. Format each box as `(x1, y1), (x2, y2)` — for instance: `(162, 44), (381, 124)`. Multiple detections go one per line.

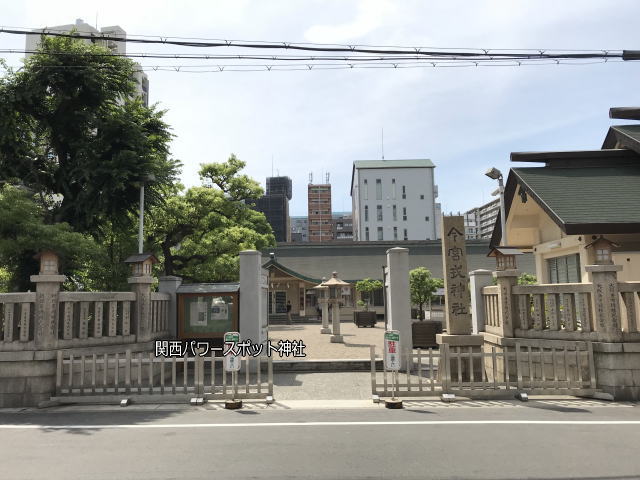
(0, 293), (37, 350)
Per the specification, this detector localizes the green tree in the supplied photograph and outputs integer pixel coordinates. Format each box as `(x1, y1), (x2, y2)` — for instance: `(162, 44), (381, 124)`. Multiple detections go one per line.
(517, 273), (537, 285)
(355, 278), (383, 311)
(0, 186), (97, 291)
(0, 34), (180, 234)
(409, 267), (443, 320)
(147, 156), (275, 282)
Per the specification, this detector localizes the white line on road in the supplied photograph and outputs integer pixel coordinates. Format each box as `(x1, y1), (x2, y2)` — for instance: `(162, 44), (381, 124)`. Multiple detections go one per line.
(2, 420), (640, 430)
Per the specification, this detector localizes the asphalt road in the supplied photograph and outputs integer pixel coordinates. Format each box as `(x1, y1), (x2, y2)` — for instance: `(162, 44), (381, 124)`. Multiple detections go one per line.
(1, 400), (639, 480)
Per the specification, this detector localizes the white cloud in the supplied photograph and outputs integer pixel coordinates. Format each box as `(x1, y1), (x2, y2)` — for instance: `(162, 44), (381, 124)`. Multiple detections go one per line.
(304, 0), (396, 44)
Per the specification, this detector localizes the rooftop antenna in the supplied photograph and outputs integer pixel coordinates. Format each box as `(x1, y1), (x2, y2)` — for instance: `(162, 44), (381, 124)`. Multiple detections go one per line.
(95, 12), (98, 29)
(381, 127), (384, 160)
(309, 172), (313, 184)
(271, 155), (274, 177)
(325, 172), (330, 184)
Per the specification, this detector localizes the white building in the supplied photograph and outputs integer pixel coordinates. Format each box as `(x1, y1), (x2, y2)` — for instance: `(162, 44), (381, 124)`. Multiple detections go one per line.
(26, 19), (149, 106)
(350, 159), (439, 241)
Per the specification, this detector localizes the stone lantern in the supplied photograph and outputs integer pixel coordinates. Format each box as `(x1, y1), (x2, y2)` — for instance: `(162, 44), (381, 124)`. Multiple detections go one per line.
(34, 250), (60, 274)
(487, 247), (523, 271)
(585, 236), (619, 265)
(124, 253), (158, 277)
(313, 277), (331, 334)
(322, 272), (349, 343)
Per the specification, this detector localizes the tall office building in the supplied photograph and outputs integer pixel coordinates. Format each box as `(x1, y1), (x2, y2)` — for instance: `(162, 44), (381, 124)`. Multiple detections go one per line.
(26, 19), (149, 106)
(350, 159), (439, 241)
(253, 176), (292, 243)
(308, 183), (333, 242)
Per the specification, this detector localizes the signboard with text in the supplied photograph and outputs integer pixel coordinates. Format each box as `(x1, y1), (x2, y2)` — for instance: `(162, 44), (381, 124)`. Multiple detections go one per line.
(384, 330), (401, 371)
(224, 331), (241, 372)
(441, 215), (472, 335)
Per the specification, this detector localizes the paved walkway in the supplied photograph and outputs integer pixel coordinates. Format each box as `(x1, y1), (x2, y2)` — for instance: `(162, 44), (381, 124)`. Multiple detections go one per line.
(268, 322), (386, 360)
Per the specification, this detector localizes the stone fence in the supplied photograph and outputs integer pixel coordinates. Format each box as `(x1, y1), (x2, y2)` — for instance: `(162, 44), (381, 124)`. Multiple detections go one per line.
(0, 253), (170, 407)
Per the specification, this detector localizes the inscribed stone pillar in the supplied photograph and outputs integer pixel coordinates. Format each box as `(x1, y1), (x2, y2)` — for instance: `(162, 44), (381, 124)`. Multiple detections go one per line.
(31, 273), (66, 350)
(129, 275), (154, 342)
(441, 216), (472, 335)
(239, 250), (268, 347)
(386, 247), (412, 368)
(586, 264), (623, 341)
(495, 270), (519, 338)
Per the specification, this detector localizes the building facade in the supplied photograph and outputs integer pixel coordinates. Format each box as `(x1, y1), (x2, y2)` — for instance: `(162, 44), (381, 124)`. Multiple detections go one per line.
(253, 176), (292, 243)
(26, 19), (149, 106)
(308, 183), (333, 242)
(464, 198), (500, 239)
(351, 159), (439, 241)
(290, 216), (309, 242)
(332, 212), (354, 241)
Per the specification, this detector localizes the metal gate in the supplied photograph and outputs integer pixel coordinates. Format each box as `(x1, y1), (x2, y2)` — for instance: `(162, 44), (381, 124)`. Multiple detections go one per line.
(53, 349), (274, 404)
(370, 341), (596, 399)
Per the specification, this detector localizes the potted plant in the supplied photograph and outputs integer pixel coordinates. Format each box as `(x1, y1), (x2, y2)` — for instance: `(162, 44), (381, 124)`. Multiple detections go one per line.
(354, 278), (381, 327)
(410, 267), (443, 347)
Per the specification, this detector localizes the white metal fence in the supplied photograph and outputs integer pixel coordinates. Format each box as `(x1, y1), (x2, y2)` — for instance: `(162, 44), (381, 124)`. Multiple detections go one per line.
(371, 341), (596, 399)
(54, 349), (273, 403)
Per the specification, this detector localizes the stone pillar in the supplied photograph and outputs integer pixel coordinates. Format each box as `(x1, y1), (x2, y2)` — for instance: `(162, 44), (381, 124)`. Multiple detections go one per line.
(586, 264), (623, 341)
(469, 269), (492, 334)
(386, 247), (412, 368)
(129, 275), (154, 342)
(158, 275), (182, 338)
(320, 296), (331, 334)
(330, 300), (343, 343)
(239, 250), (268, 347)
(494, 270), (519, 338)
(31, 274), (66, 351)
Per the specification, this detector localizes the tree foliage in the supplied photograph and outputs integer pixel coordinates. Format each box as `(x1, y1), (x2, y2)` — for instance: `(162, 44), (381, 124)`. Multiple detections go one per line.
(0, 186), (97, 291)
(0, 34), (180, 234)
(355, 278), (383, 310)
(147, 155), (275, 282)
(409, 267), (443, 320)
(517, 273), (537, 285)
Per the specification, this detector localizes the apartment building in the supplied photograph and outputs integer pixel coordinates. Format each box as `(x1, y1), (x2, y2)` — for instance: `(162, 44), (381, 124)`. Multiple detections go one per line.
(464, 198), (500, 239)
(308, 183), (333, 242)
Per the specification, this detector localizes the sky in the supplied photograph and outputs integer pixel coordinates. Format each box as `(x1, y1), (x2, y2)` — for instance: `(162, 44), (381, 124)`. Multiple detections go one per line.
(2, 0), (639, 216)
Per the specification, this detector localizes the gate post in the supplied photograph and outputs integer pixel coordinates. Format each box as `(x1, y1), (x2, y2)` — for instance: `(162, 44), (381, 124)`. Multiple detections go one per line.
(31, 251), (66, 349)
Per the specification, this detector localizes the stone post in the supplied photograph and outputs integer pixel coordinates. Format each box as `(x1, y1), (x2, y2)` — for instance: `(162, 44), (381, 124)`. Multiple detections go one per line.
(158, 275), (182, 338)
(129, 275), (154, 343)
(239, 250), (268, 347)
(330, 300), (343, 343)
(469, 269), (493, 334)
(386, 247), (412, 368)
(586, 264), (623, 341)
(320, 289), (331, 334)
(31, 252), (66, 350)
(494, 270), (519, 338)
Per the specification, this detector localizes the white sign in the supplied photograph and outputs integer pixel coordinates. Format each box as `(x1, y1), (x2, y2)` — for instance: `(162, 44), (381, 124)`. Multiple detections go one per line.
(384, 330), (401, 371)
(190, 299), (208, 326)
(224, 331), (241, 372)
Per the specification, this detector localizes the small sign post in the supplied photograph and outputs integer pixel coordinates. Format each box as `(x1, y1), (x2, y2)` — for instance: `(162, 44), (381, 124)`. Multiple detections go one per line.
(224, 331), (242, 409)
(384, 330), (403, 409)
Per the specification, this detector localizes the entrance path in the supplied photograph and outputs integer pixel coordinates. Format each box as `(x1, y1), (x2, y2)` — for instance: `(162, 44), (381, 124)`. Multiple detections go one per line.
(268, 322), (386, 359)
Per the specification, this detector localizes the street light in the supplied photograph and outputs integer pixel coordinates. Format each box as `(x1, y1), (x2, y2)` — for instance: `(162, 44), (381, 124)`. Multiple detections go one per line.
(484, 167), (507, 246)
(138, 173), (156, 254)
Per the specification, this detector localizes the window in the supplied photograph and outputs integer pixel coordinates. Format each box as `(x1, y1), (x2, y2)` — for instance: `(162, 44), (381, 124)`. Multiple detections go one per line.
(377, 205), (383, 221)
(372, 288), (384, 306)
(377, 227), (383, 241)
(364, 205), (369, 222)
(393, 226), (398, 240)
(392, 179), (396, 199)
(365, 227), (369, 241)
(363, 179), (368, 200)
(547, 254), (581, 283)
(420, 194), (425, 200)
(403, 228), (408, 241)
(425, 216), (429, 222)
(376, 179), (382, 200)
(402, 185), (406, 199)
(403, 207), (407, 221)
(392, 205), (397, 221)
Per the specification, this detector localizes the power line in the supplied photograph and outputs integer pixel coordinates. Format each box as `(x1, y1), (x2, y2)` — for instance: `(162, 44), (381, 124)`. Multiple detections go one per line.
(0, 26), (631, 61)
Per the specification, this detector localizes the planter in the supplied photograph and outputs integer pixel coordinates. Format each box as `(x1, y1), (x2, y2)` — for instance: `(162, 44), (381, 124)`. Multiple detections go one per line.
(353, 311), (377, 328)
(411, 320), (443, 348)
